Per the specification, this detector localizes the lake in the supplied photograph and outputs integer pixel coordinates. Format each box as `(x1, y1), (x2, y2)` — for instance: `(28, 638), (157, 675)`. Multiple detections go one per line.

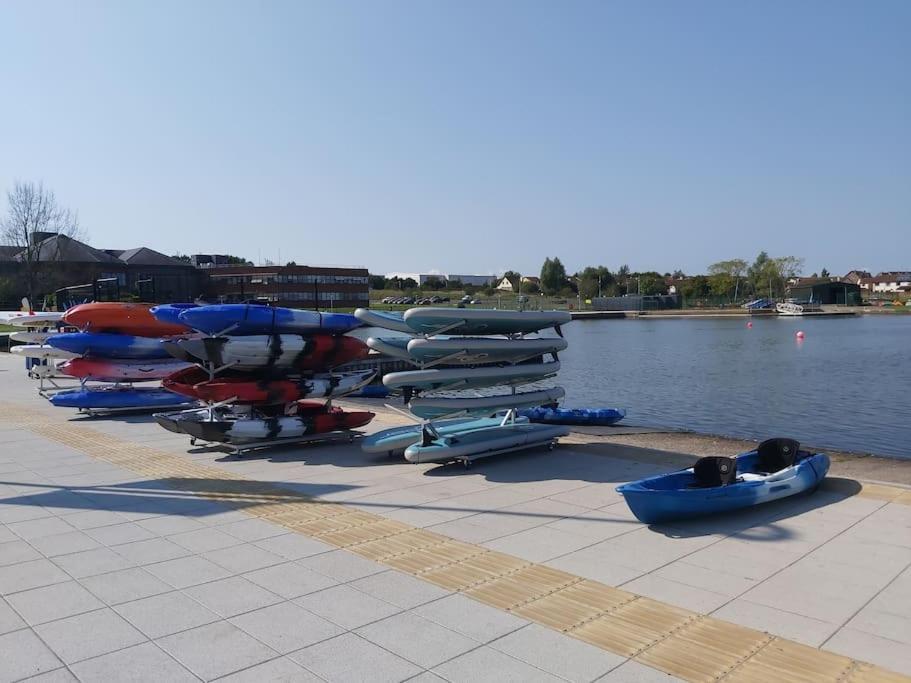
(557, 314), (910, 458)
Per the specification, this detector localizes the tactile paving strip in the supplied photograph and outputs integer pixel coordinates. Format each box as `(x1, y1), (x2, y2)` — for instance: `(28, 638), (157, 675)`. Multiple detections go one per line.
(1, 401), (906, 683)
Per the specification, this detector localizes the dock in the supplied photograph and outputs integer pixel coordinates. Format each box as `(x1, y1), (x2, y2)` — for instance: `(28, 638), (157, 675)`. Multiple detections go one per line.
(0, 351), (909, 681)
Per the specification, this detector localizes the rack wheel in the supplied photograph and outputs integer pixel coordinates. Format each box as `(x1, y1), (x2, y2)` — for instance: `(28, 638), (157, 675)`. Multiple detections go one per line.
(462, 459), (472, 470)
(190, 438), (197, 446)
(548, 440), (556, 451)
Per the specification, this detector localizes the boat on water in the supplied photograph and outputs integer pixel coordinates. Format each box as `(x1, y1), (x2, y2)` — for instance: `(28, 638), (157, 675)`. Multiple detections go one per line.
(616, 438), (829, 524)
(776, 301), (823, 316)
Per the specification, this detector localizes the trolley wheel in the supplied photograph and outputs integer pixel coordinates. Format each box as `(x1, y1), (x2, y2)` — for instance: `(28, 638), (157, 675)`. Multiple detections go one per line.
(463, 459), (472, 470)
(548, 440), (556, 451)
(190, 437), (197, 446)
(348, 433), (355, 443)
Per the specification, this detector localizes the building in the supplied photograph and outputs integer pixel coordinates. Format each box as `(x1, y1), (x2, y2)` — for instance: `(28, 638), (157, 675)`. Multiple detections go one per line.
(384, 272), (445, 286)
(384, 272), (496, 287)
(863, 272), (911, 293)
(786, 279), (861, 305)
(446, 274), (497, 286)
(842, 270), (871, 285)
(204, 264), (369, 309)
(496, 277), (515, 291)
(0, 233), (201, 307)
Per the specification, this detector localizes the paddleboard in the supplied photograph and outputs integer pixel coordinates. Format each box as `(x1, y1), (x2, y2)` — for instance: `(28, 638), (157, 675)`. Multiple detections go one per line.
(50, 386), (194, 410)
(404, 422), (570, 464)
(174, 334), (369, 371)
(361, 415), (528, 454)
(403, 308), (571, 336)
(406, 337), (567, 365)
(384, 362), (560, 393)
(64, 302), (188, 337)
(408, 387), (566, 420)
(10, 344), (80, 360)
(59, 358), (195, 382)
(10, 331), (54, 344)
(353, 308), (413, 334)
(178, 304), (360, 335)
(8, 312), (64, 327)
(47, 333), (171, 360)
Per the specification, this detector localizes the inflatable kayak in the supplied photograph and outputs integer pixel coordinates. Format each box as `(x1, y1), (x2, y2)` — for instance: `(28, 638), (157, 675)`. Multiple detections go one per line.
(519, 406), (626, 426)
(406, 337), (567, 365)
(163, 367), (376, 403)
(384, 362), (560, 393)
(361, 415), (528, 454)
(616, 438), (830, 524)
(172, 334), (369, 371)
(177, 304), (360, 335)
(59, 358), (195, 382)
(354, 309), (413, 334)
(408, 387), (566, 420)
(159, 405), (375, 443)
(404, 422), (570, 464)
(402, 308), (572, 336)
(365, 337), (415, 361)
(47, 333), (171, 360)
(63, 303), (188, 337)
(50, 386), (194, 410)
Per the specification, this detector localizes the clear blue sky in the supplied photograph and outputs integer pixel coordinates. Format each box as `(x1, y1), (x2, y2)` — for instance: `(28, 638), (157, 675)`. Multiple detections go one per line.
(1, 1), (908, 277)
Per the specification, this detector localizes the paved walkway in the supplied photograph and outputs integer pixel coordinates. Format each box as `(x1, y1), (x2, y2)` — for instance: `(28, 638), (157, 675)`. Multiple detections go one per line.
(1, 353), (909, 681)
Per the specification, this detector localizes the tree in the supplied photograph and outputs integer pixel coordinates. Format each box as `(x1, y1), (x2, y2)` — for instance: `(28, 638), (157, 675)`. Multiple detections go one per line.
(171, 253), (192, 263)
(672, 269), (685, 279)
(707, 259), (747, 300)
(680, 275), (710, 300)
(820, 267), (830, 278)
(368, 274), (386, 290)
(709, 273), (735, 299)
(636, 272), (665, 295)
(1, 181), (83, 305)
(423, 276), (445, 290)
(401, 277), (417, 290)
(540, 257), (567, 295)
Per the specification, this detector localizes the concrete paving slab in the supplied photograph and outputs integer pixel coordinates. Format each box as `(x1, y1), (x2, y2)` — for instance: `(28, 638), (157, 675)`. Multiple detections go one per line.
(294, 584), (403, 630)
(113, 537), (191, 565)
(0, 539), (42, 567)
(5, 580), (103, 625)
(28, 530), (102, 557)
(167, 526), (244, 553)
(0, 596), (26, 635)
(68, 641), (197, 682)
(0, 628), (64, 681)
(229, 601), (344, 654)
(596, 659), (683, 681)
(298, 549), (386, 582)
(356, 611), (478, 669)
(183, 575), (283, 618)
(413, 594), (528, 643)
(824, 627), (911, 676)
(7, 516), (76, 540)
(216, 656), (322, 682)
(432, 645), (563, 682)
(115, 590), (221, 639)
(711, 598), (838, 647)
(157, 620), (278, 680)
(253, 532), (334, 560)
(83, 522), (157, 546)
(244, 561), (338, 599)
(289, 632), (421, 682)
(202, 543), (286, 574)
(490, 623), (624, 681)
(52, 546), (134, 578)
(143, 555), (232, 589)
(79, 567), (172, 606)
(349, 569), (450, 610)
(0, 558), (70, 595)
(33, 607), (146, 665)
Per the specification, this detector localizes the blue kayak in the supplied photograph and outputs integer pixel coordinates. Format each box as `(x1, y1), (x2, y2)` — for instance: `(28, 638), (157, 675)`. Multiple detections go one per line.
(617, 438), (830, 524)
(519, 407), (626, 426)
(47, 333), (170, 359)
(149, 303), (198, 326)
(177, 304), (360, 335)
(50, 387), (194, 410)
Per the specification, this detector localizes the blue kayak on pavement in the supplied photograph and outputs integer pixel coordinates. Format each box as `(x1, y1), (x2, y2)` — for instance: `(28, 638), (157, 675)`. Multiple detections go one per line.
(47, 333), (170, 360)
(50, 387), (194, 410)
(519, 407), (625, 426)
(617, 438), (829, 524)
(177, 304), (360, 335)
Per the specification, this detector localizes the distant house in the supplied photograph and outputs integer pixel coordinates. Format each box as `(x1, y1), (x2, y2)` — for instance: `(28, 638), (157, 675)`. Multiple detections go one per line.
(496, 277), (515, 291)
(842, 270), (871, 285)
(866, 273), (911, 293)
(520, 276), (540, 287)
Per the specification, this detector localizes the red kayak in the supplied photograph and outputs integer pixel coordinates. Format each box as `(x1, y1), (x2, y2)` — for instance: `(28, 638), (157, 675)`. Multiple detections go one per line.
(60, 358), (195, 382)
(64, 303), (189, 338)
(163, 367), (375, 404)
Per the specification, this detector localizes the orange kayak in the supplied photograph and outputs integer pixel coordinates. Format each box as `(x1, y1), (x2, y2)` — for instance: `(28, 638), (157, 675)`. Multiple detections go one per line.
(63, 303), (189, 338)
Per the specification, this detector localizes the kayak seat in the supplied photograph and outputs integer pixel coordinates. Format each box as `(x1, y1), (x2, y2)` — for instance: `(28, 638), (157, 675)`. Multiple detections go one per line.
(689, 456), (737, 488)
(756, 438), (800, 474)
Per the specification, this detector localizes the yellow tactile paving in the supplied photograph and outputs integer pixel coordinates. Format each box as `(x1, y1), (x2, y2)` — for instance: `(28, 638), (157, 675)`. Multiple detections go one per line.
(1, 400), (908, 683)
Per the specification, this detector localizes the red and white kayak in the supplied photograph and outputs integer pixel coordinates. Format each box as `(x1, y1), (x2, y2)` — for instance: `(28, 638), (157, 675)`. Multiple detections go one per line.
(59, 358), (195, 382)
(163, 367), (375, 403)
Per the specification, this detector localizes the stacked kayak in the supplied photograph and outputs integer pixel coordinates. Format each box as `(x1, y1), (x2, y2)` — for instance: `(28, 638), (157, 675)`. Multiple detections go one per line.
(43, 303), (195, 411)
(355, 306), (572, 465)
(153, 303), (376, 446)
(7, 312), (71, 379)
(617, 438), (830, 524)
(519, 406), (626, 426)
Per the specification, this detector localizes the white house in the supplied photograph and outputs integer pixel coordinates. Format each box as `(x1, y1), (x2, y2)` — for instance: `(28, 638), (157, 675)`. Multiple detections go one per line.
(496, 277), (515, 291)
(869, 273), (911, 293)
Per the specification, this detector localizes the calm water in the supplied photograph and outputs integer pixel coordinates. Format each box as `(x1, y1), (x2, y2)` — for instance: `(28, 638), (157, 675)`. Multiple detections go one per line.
(557, 315), (911, 458)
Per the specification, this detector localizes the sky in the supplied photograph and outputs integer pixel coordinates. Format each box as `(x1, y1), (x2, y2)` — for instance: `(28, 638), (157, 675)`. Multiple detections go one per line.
(1, 1), (908, 277)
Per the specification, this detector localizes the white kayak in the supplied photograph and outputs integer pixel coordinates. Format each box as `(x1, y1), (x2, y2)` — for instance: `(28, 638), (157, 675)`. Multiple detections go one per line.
(403, 308), (571, 336)
(384, 362), (560, 393)
(407, 337), (567, 365)
(408, 387), (565, 420)
(11, 344), (81, 360)
(10, 331), (54, 344)
(7, 312), (64, 327)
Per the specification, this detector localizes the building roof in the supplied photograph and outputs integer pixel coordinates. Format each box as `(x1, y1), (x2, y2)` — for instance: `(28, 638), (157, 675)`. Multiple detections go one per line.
(0, 245), (20, 261)
(116, 247), (187, 267)
(788, 278), (859, 289)
(20, 234), (123, 264)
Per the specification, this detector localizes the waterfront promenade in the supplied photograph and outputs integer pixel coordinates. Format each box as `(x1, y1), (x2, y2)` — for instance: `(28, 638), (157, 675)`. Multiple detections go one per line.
(0, 353), (909, 681)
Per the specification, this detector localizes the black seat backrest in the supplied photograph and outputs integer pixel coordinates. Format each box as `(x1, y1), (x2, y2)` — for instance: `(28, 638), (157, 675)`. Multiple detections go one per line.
(692, 456), (737, 487)
(756, 438), (800, 472)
